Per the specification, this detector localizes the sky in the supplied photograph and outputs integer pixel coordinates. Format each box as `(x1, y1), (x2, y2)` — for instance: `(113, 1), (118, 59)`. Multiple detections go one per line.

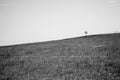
(0, 0), (120, 46)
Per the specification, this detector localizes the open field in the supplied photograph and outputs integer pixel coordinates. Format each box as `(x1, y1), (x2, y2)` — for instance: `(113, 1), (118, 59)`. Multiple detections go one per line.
(0, 33), (120, 80)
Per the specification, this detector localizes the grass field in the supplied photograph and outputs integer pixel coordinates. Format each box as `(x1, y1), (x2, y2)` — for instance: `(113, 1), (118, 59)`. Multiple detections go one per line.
(0, 33), (120, 80)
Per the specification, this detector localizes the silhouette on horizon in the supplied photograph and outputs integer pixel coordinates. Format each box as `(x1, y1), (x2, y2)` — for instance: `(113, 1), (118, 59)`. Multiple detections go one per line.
(84, 31), (88, 35)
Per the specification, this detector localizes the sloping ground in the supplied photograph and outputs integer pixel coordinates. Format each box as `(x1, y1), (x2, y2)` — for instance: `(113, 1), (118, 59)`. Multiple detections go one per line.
(0, 33), (120, 80)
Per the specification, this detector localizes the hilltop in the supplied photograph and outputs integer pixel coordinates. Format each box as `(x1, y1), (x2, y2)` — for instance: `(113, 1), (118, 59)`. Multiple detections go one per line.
(0, 33), (120, 80)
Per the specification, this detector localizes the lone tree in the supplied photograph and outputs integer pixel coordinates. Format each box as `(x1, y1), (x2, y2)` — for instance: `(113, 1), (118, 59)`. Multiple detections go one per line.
(84, 31), (88, 35)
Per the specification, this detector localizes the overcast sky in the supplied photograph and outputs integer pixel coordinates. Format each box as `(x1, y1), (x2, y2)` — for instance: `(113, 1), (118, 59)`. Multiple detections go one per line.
(0, 0), (120, 46)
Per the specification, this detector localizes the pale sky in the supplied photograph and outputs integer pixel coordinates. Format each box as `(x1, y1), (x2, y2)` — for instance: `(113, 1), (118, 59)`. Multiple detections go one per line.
(0, 0), (120, 46)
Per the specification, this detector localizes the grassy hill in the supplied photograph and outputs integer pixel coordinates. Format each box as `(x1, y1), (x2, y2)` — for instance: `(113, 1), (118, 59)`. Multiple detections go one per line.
(0, 33), (120, 80)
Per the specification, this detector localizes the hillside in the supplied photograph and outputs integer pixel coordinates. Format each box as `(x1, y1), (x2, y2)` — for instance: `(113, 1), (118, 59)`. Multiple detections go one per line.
(0, 33), (120, 80)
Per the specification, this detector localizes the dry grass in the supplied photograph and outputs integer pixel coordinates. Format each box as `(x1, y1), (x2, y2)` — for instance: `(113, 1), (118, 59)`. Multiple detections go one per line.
(0, 33), (120, 80)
